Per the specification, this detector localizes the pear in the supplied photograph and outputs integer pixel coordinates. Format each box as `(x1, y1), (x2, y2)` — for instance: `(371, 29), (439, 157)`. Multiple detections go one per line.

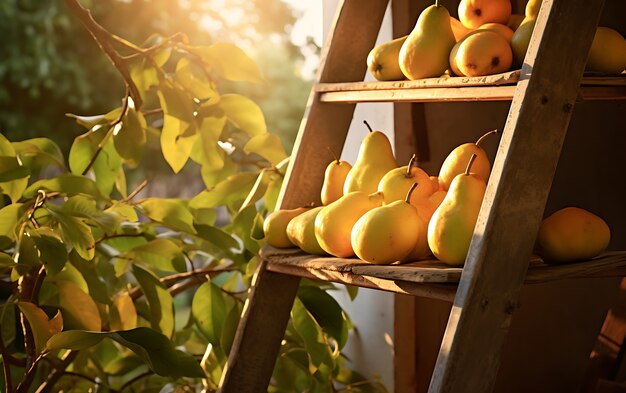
(378, 154), (433, 204)
(352, 184), (421, 264)
(315, 191), (384, 258)
(263, 207), (311, 248)
(321, 149), (352, 205)
(536, 207), (611, 264)
(405, 190), (447, 261)
(478, 23), (514, 43)
(458, 0), (511, 29)
(428, 155), (486, 266)
(438, 129), (496, 190)
(286, 206), (327, 255)
(343, 121), (398, 195)
(450, 16), (471, 42)
(455, 30), (513, 77)
(511, 18), (535, 67)
(367, 36), (408, 81)
(412, 190), (447, 222)
(507, 14), (525, 31)
(399, 1), (456, 80)
(525, 0), (541, 19)
(586, 27), (626, 74)
(430, 176), (441, 192)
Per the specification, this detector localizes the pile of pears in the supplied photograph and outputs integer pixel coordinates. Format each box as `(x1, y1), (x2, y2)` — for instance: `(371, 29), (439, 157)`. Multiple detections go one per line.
(367, 0), (626, 81)
(263, 122), (499, 266)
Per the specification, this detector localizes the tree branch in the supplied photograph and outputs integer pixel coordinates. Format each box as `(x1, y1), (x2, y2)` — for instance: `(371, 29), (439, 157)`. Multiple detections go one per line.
(34, 350), (78, 393)
(64, 0), (143, 108)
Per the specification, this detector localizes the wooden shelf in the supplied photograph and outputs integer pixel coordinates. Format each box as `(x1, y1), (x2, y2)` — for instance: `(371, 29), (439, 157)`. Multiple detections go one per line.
(261, 246), (626, 302)
(316, 70), (626, 103)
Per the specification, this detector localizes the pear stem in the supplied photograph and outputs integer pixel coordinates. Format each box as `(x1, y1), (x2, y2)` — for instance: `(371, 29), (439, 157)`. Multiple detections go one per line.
(363, 120), (373, 133)
(435, 0), (440, 7)
(405, 154), (417, 177)
(327, 146), (340, 164)
(465, 154), (478, 175)
(475, 129), (498, 147)
(405, 183), (418, 204)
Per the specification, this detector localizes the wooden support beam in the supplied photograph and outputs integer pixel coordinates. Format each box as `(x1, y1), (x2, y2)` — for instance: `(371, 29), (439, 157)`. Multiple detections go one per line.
(428, 0), (607, 392)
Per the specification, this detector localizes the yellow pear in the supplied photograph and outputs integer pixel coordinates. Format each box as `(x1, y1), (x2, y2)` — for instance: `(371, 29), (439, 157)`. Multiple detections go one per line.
(411, 190), (447, 222)
(404, 212), (431, 261)
(449, 30), (483, 75)
(321, 149), (352, 205)
(343, 121), (398, 195)
(511, 18), (535, 67)
(367, 36), (408, 81)
(430, 176), (441, 192)
(428, 155), (487, 266)
(586, 27), (626, 74)
(455, 30), (512, 77)
(478, 23), (514, 43)
(525, 0), (541, 19)
(458, 0), (511, 29)
(378, 154), (433, 204)
(263, 207), (311, 248)
(450, 16), (471, 42)
(438, 129), (496, 190)
(315, 191), (384, 258)
(399, 1), (456, 80)
(536, 207), (610, 264)
(352, 184), (420, 264)
(507, 14), (525, 31)
(286, 206), (327, 255)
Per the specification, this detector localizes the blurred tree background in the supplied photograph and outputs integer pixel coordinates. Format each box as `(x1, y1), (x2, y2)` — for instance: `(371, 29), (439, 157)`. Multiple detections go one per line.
(0, 0), (315, 154)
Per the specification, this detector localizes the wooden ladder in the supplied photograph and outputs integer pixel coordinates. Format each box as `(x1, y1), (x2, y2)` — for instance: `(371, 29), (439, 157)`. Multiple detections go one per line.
(218, 0), (626, 391)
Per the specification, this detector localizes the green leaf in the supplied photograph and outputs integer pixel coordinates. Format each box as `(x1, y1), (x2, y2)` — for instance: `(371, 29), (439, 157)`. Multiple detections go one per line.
(201, 151), (235, 188)
(0, 133), (15, 155)
(244, 134), (288, 166)
(13, 138), (65, 171)
(0, 203), (25, 242)
(176, 58), (220, 102)
(291, 298), (334, 372)
(56, 280), (101, 331)
(18, 302), (63, 354)
(132, 265), (174, 337)
(264, 177), (283, 213)
(109, 293), (137, 331)
(192, 281), (226, 345)
(114, 105), (147, 167)
(298, 286), (349, 350)
(157, 79), (195, 123)
(189, 173), (258, 209)
(24, 174), (103, 200)
(160, 115), (197, 173)
(29, 228), (67, 275)
(124, 238), (186, 273)
(220, 94), (267, 136)
(345, 285), (359, 301)
(69, 128), (121, 197)
(69, 252), (111, 305)
(239, 169), (271, 213)
(138, 198), (196, 233)
(62, 195), (118, 233)
(228, 205), (262, 254)
(0, 156), (30, 182)
(190, 116), (226, 170)
(52, 210), (95, 260)
(130, 59), (159, 102)
(66, 107), (122, 129)
(190, 43), (264, 84)
(220, 304), (241, 354)
(194, 224), (240, 253)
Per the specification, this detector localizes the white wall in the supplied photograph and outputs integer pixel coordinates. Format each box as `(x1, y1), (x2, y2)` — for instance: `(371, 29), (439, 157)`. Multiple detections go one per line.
(322, 1), (396, 390)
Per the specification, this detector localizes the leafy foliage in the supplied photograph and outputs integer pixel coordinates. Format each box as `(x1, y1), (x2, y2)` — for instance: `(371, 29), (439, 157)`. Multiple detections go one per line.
(0, 2), (386, 392)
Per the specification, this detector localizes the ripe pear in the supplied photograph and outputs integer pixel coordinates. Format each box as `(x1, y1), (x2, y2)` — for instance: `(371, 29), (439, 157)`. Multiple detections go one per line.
(428, 155), (487, 266)
(455, 30), (513, 77)
(286, 206), (326, 255)
(321, 150), (352, 205)
(263, 207), (311, 248)
(430, 176), (441, 192)
(352, 184), (420, 264)
(438, 129), (496, 190)
(537, 207), (610, 264)
(525, 0), (541, 19)
(412, 190), (447, 222)
(398, 1), (456, 80)
(343, 121), (398, 195)
(450, 16), (471, 42)
(586, 27), (626, 74)
(511, 18), (535, 67)
(478, 23), (514, 43)
(367, 36), (408, 81)
(404, 212), (431, 261)
(507, 14), (525, 31)
(458, 0), (511, 29)
(315, 191), (384, 258)
(378, 154), (433, 204)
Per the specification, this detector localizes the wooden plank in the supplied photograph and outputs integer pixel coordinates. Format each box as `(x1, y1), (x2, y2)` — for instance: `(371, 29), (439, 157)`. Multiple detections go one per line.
(218, 260), (301, 392)
(394, 294), (419, 393)
(428, 1), (607, 392)
(277, 0), (390, 209)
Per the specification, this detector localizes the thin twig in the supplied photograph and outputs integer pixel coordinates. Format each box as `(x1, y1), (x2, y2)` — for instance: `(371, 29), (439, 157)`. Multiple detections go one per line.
(1, 332), (13, 392)
(30, 266), (46, 305)
(123, 178), (150, 202)
(64, 0), (143, 107)
(34, 350), (79, 393)
(15, 351), (47, 393)
(121, 32), (186, 61)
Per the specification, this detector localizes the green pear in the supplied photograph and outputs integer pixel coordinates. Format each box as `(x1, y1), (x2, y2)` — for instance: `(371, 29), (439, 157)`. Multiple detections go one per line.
(511, 18), (535, 67)
(428, 154), (487, 266)
(315, 191), (384, 258)
(525, 0), (541, 19)
(378, 154), (433, 204)
(537, 207), (611, 264)
(438, 129), (496, 191)
(286, 206), (326, 255)
(367, 36), (408, 81)
(263, 207), (311, 248)
(352, 184), (420, 264)
(586, 27), (626, 74)
(399, 1), (456, 80)
(321, 149), (352, 205)
(343, 121), (398, 195)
